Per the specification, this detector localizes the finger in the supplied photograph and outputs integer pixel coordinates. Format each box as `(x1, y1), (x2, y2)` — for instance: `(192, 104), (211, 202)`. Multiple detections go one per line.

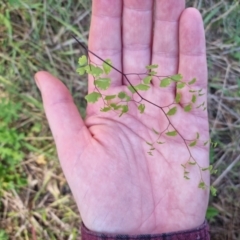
(151, 0), (185, 106)
(35, 71), (91, 169)
(122, 0), (153, 85)
(178, 8), (208, 118)
(88, 0), (122, 90)
(152, 0), (185, 77)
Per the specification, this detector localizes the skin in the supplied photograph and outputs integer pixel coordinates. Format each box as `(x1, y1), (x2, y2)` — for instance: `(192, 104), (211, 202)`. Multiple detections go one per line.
(35, 0), (209, 235)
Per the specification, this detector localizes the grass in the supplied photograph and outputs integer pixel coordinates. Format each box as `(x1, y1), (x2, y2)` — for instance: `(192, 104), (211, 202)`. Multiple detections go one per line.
(0, 0), (240, 239)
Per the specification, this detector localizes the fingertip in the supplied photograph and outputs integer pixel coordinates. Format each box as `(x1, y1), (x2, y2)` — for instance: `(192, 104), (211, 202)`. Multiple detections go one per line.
(179, 7), (206, 55)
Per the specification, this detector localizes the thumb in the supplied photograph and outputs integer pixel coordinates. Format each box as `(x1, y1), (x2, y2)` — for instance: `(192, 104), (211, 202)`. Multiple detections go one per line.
(34, 71), (91, 168)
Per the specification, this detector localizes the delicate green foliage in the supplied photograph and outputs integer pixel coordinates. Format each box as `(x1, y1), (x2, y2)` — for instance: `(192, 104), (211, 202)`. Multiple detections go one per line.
(128, 85), (137, 93)
(184, 104), (192, 112)
(152, 128), (159, 135)
(196, 132), (200, 139)
(189, 140), (197, 147)
(191, 95), (197, 103)
(138, 104), (145, 114)
(171, 74), (182, 81)
(160, 78), (171, 87)
(103, 59), (112, 74)
(105, 95), (116, 100)
(146, 64), (158, 69)
(198, 181), (205, 189)
(149, 71), (157, 75)
(85, 92), (102, 103)
(118, 91), (127, 99)
(76, 67), (86, 75)
(85, 64), (103, 76)
(167, 106), (177, 116)
(143, 76), (152, 84)
(166, 131), (177, 137)
(199, 93), (205, 96)
(135, 83), (150, 91)
(101, 107), (111, 112)
(78, 55), (87, 66)
(94, 78), (111, 90)
(204, 141), (209, 146)
(175, 92), (181, 104)
(188, 78), (196, 85)
(188, 161), (196, 165)
(210, 186), (217, 196)
(177, 82), (185, 89)
(79, 55), (215, 194)
(119, 105), (129, 117)
(206, 206), (219, 220)
(146, 142), (153, 146)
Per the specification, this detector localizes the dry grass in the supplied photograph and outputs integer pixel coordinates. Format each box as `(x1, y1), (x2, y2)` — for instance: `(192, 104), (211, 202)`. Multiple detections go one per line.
(0, 0), (240, 239)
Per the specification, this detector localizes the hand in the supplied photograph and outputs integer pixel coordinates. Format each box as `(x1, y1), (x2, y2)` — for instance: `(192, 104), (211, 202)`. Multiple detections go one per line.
(35, 0), (209, 235)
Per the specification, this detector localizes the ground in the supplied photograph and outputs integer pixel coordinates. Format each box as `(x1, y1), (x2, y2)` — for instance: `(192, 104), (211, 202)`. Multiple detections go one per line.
(0, 0), (240, 239)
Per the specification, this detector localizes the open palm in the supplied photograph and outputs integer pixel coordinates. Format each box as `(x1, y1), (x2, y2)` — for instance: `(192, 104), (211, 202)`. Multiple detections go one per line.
(35, 0), (209, 235)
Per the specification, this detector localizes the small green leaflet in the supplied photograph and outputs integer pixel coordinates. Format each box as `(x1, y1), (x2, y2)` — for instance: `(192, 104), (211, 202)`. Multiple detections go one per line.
(198, 181), (205, 189)
(152, 128), (159, 135)
(175, 92), (181, 104)
(160, 78), (171, 87)
(146, 142), (153, 146)
(166, 131), (177, 137)
(149, 71), (157, 76)
(118, 91), (127, 99)
(85, 65), (103, 76)
(171, 74), (182, 81)
(177, 82), (185, 89)
(191, 95), (197, 103)
(135, 84), (150, 91)
(94, 78), (111, 90)
(105, 95), (116, 100)
(188, 161), (196, 165)
(184, 104), (192, 112)
(85, 92), (101, 103)
(128, 85), (137, 93)
(146, 64), (158, 69)
(76, 67), (85, 75)
(138, 104), (145, 114)
(204, 140), (209, 146)
(189, 140), (197, 147)
(103, 59), (112, 74)
(210, 186), (217, 196)
(188, 78), (196, 85)
(119, 105), (128, 117)
(101, 106), (111, 112)
(157, 141), (165, 144)
(78, 55), (87, 66)
(184, 176), (190, 180)
(143, 76), (152, 84)
(199, 93), (205, 96)
(196, 132), (200, 139)
(167, 106), (177, 116)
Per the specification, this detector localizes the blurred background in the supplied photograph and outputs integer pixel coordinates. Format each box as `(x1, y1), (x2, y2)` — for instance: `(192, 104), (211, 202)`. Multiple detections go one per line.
(0, 0), (239, 239)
